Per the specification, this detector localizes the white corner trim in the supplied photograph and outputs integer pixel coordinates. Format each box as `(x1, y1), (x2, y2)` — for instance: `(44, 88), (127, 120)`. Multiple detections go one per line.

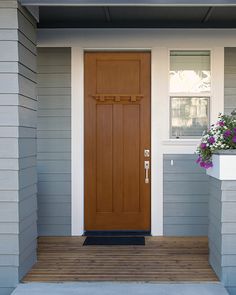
(71, 47), (84, 236)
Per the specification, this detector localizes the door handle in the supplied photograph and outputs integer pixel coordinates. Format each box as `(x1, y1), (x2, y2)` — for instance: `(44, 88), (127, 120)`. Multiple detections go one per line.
(144, 161), (150, 184)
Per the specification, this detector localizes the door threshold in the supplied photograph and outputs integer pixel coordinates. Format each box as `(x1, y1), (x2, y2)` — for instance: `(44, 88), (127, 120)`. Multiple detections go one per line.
(84, 231), (151, 237)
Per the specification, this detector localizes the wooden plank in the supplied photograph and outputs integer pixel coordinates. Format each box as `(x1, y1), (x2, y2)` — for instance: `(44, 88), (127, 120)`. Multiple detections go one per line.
(22, 237), (218, 283)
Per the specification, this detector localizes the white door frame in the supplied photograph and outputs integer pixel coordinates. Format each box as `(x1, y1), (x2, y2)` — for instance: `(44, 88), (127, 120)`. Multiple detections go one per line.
(71, 47), (164, 236)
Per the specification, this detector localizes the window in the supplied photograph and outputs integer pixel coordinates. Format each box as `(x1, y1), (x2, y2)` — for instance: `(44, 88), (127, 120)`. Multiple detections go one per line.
(169, 50), (210, 138)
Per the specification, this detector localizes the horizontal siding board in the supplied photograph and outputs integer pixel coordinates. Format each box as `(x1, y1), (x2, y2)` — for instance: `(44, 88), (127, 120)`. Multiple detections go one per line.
(164, 173), (208, 181)
(38, 95), (71, 109)
(37, 216), (71, 225)
(37, 139), (70, 153)
(164, 203), (208, 217)
(38, 181), (71, 195)
(0, 223), (18, 235)
(38, 195), (71, 203)
(38, 203), (71, 218)
(37, 87), (71, 96)
(38, 173), (71, 182)
(0, 9), (17, 28)
(37, 131), (71, 139)
(37, 160), (71, 174)
(164, 225), (208, 236)
(164, 216), (208, 225)
(37, 225), (71, 236)
(38, 109), (71, 117)
(38, 65), (71, 74)
(37, 152), (71, 160)
(0, 41), (18, 62)
(164, 160), (204, 174)
(164, 194), (208, 203)
(37, 116), (71, 131)
(37, 48), (71, 236)
(164, 181), (209, 195)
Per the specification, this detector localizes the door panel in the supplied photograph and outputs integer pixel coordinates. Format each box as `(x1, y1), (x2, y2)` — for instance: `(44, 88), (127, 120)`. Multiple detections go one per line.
(84, 52), (151, 231)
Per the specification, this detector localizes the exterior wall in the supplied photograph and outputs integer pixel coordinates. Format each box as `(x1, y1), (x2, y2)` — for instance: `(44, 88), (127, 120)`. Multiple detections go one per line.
(37, 48), (71, 236)
(225, 48), (236, 115)
(0, 1), (37, 295)
(163, 154), (209, 236)
(209, 177), (236, 295)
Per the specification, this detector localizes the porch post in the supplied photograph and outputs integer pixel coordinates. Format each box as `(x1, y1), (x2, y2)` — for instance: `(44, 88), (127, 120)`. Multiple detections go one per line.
(0, 1), (37, 294)
(207, 153), (236, 295)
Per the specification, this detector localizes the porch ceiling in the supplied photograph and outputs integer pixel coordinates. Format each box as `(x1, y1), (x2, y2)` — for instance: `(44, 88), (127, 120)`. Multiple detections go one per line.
(37, 5), (236, 28)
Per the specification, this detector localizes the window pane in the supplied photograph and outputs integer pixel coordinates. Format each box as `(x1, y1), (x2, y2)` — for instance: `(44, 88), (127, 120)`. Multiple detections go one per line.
(171, 97), (209, 138)
(170, 50), (211, 93)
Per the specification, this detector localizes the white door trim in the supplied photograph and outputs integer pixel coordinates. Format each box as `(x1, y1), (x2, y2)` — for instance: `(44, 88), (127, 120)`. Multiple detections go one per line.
(71, 47), (84, 236)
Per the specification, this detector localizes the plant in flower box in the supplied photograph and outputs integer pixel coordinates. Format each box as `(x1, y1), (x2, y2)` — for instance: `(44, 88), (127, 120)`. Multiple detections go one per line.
(196, 112), (236, 169)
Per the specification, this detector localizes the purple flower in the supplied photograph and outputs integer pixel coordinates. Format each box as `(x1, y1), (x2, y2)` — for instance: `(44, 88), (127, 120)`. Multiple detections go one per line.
(196, 156), (201, 164)
(204, 162), (213, 169)
(233, 135), (236, 143)
(218, 121), (225, 127)
(234, 128), (236, 133)
(224, 129), (232, 138)
(200, 161), (205, 167)
(199, 160), (213, 169)
(208, 136), (215, 144)
(200, 143), (207, 150)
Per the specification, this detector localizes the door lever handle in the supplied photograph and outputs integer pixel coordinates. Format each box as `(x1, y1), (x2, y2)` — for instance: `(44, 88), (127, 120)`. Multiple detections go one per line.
(144, 161), (150, 184)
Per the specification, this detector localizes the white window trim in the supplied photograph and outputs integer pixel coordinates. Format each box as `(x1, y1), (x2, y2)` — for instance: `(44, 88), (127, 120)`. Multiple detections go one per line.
(37, 29), (225, 236)
(168, 48), (212, 139)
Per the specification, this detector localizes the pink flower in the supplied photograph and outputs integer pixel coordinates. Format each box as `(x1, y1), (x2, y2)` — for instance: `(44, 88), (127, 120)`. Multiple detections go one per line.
(233, 135), (236, 143)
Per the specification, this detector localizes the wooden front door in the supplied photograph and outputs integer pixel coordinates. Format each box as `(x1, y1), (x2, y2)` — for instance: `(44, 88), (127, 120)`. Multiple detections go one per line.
(84, 52), (151, 231)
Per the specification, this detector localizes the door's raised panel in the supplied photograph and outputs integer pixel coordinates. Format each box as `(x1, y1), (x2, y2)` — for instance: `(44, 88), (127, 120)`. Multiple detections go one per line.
(123, 105), (140, 213)
(96, 104), (113, 213)
(96, 60), (140, 94)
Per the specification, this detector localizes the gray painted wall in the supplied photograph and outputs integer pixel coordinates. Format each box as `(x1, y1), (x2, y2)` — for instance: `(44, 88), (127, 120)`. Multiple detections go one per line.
(163, 154), (209, 236)
(209, 177), (236, 295)
(0, 1), (37, 295)
(37, 48), (71, 236)
(225, 48), (236, 115)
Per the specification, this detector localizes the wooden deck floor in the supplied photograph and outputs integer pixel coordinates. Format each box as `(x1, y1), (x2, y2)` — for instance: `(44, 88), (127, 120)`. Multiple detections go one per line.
(23, 236), (218, 283)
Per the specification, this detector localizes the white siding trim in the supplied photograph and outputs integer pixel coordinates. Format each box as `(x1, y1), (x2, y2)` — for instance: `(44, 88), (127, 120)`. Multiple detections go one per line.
(51, 29), (226, 236)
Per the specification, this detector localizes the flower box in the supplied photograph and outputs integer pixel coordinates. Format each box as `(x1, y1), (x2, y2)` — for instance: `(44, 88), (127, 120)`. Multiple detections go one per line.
(206, 150), (236, 180)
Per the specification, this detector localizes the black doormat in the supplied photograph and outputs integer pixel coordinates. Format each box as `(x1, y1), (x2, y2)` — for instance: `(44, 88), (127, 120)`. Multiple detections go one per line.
(83, 236), (145, 246)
